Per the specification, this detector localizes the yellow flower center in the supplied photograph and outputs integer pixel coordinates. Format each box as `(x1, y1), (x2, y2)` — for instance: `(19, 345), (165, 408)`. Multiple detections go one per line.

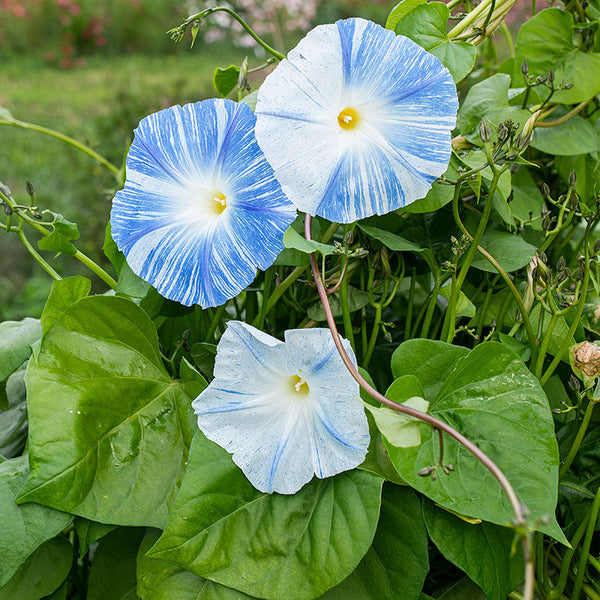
(289, 374), (310, 396)
(337, 107), (360, 130)
(210, 191), (227, 216)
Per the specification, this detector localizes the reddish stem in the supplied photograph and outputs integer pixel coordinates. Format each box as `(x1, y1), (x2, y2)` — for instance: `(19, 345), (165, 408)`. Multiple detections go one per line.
(305, 215), (526, 525)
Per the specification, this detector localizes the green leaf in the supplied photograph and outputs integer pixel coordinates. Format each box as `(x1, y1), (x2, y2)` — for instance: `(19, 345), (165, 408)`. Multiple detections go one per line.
(513, 8), (600, 104)
(471, 229), (537, 273)
(0, 366), (28, 458)
(385, 0), (426, 29)
(283, 226), (337, 256)
(40, 277), (90, 334)
(37, 212), (80, 256)
(179, 357), (209, 399)
(510, 168), (544, 230)
(457, 74), (511, 136)
(391, 339), (470, 399)
(556, 152), (600, 202)
(0, 537), (72, 600)
(437, 578), (487, 600)
(497, 333), (531, 362)
(0, 318), (41, 383)
(388, 341), (566, 542)
(137, 529), (256, 600)
(74, 518), (118, 559)
(403, 182), (454, 214)
(529, 303), (574, 359)
(363, 395), (429, 449)
(358, 223), (423, 252)
(213, 65), (240, 98)
(241, 91), (258, 112)
(531, 115), (599, 156)
(190, 342), (217, 379)
(320, 486), (429, 600)
(438, 284), (476, 319)
(87, 527), (146, 600)
(0, 455), (72, 587)
(395, 2), (476, 82)
(307, 285), (370, 321)
(423, 501), (524, 600)
(18, 295), (196, 528)
(103, 223), (125, 277)
(149, 432), (384, 600)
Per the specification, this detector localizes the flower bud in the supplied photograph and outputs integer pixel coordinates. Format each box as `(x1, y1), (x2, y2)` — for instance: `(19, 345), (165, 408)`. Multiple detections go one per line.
(569, 171), (577, 187)
(521, 61), (529, 76)
(541, 183), (550, 197)
(478, 118), (492, 143)
(568, 374), (581, 392)
(25, 180), (35, 196)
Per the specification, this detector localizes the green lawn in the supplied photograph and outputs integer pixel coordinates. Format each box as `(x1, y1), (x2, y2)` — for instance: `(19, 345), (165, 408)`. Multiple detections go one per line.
(0, 51), (247, 320)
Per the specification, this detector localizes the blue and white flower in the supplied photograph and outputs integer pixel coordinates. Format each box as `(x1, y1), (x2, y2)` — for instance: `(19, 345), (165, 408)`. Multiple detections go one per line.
(110, 99), (296, 308)
(255, 18), (458, 223)
(193, 321), (370, 494)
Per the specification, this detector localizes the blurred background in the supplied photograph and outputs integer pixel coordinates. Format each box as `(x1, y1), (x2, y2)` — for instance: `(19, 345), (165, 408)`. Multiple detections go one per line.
(0, 0), (393, 320)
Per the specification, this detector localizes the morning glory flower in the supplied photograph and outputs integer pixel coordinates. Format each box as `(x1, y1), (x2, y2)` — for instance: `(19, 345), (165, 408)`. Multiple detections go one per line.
(255, 17), (458, 223)
(193, 321), (370, 494)
(110, 99), (296, 308)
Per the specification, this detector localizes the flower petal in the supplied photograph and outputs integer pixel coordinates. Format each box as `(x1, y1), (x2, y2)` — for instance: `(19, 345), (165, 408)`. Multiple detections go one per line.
(255, 18), (457, 223)
(111, 99), (296, 307)
(193, 322), (369, 494)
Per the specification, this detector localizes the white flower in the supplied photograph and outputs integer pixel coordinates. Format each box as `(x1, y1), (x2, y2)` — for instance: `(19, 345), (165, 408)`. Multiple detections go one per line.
(193, 321), (370, 494)
(255, 18), (458, 223)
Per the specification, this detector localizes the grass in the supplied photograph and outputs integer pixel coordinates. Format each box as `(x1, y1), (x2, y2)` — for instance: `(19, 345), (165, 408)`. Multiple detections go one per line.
(0, 50), (247, 320)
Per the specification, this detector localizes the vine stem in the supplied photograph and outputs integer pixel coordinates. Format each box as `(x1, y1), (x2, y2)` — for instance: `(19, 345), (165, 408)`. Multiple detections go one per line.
(305, 214), (533, 597)
(0, 118), (121, 180)
(540, 220), (595, 386)
(175, 8), (285, 60)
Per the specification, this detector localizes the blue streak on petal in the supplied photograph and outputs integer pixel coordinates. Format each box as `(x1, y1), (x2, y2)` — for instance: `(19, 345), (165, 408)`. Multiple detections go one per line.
(336, 18), (355, 84)
(309, 346), (336, 373)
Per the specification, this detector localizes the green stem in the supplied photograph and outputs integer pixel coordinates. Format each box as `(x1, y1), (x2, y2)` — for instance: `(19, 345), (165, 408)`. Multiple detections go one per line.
(363, 304), (382, 368)
(179, 8), (285, 60)
(549, 513), (590, 598)
(422, 279), (441, 339)
(572, 486), (600, 600)
(340, 272), (355, 351)
(559, 399), (596, 479)
(448, 0), (495, 37)
(73, 250), (117, 290)
(260, 266), (306, 320)
(0, 118), (121, 180)
(206, 303), (227, 342)
(540, 224), (594, 386)
(254, 269), (274, 330)
(534, 312), (558, 379)
(17, 229), (61, 281)
(446, 166), (505, 343)
(404, 267), (416, 341)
